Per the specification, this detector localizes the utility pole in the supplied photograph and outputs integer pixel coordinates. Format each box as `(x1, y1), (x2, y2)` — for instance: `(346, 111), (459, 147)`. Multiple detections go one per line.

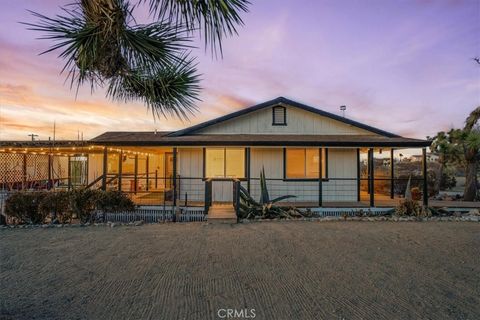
(28, 133), (38, 141)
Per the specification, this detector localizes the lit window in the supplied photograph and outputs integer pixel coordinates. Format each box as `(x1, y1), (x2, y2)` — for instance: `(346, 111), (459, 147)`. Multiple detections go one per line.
(205, 148), (245, 178)
(272, 106), (286, 125)
(285, 148), (327, 179)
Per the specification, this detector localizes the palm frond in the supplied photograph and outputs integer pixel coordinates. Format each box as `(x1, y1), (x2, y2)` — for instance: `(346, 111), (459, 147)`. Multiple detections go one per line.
(107, 55), (201, 120)
(24, 0), (201, 118)
(146, 0), (250, 55)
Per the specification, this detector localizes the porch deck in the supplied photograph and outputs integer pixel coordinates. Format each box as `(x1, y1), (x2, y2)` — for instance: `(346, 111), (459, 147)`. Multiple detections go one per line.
(130, 192), (479, 209)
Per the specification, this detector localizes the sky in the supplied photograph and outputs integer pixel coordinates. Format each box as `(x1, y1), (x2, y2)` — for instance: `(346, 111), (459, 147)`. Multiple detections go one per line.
(0, 0), (479, 141)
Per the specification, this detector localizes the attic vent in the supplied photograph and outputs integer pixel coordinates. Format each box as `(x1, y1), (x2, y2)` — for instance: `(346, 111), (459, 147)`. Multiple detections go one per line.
(272, 106), (287, 125)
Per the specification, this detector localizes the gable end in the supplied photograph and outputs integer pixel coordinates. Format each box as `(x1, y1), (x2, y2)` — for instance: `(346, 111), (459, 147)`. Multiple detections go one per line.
(169, 97), (399, 137)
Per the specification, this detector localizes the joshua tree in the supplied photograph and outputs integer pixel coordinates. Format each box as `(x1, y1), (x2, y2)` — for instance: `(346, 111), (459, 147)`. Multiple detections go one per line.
(24, 0), (250, 119)
(462, 107), (480, 200)
(430, 107), (480, 201)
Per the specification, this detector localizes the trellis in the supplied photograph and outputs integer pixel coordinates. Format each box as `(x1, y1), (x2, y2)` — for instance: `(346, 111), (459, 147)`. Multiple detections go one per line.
(0, 153), (69, 190)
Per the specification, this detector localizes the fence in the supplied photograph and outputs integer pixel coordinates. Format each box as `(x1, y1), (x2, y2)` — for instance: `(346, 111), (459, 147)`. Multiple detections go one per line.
(310, 207), (394, 217)
(247, 177), (426, 206)
(100, 207), (206, 223)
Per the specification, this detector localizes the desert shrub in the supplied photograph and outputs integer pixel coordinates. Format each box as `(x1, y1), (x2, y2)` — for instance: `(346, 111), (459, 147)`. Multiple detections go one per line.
(5, 191), (48, 224)
(440, 170), (457, 190)
(411, 187), (422, 201)
(95, 190), (135, 213)
(394, 175), (423, 196)
(39, 191), (71, 224)
(69, 189), (100, 223)
(395, 199), (429, 217)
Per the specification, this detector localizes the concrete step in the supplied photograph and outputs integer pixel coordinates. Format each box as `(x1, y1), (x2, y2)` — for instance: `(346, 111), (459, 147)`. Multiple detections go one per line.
(207, 205), (237, 224)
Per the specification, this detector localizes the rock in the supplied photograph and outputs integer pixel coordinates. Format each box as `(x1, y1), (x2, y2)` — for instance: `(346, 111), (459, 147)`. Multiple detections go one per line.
(323, 216), (340, 221)
(134, 220), (144, 226)
(110, 223), (116, 228)
(465, 216), (479, 222)
(468, 209), (479, 216)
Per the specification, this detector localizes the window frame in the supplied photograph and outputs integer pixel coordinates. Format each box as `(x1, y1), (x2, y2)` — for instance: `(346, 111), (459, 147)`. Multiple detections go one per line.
(283, 148), (329, 181)
(203, 147), (247, 180)
(272, 106), (287, 126)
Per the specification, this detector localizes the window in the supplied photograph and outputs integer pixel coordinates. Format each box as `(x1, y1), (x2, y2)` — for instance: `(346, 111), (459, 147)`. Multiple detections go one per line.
(272, 106), (286, 125)
(205, 148), (245, 178)
(284, 148), (328, 179)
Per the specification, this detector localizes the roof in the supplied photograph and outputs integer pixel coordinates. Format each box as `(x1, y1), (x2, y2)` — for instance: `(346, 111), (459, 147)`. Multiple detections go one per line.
(168, 96), (400, 137)
(91, 132), (431, 147)
(89, 97), (431, 147)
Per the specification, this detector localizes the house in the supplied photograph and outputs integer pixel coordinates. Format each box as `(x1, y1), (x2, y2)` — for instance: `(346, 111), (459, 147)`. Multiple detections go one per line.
(0, 97), (431, 209)
(410, 153), (439, 163)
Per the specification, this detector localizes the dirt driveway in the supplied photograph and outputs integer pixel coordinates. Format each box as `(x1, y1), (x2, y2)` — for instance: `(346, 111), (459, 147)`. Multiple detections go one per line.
(1, 222), (479, 320)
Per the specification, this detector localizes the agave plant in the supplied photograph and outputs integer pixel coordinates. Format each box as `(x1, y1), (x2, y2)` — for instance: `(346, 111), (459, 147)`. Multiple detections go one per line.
(237, 168), (306, 220)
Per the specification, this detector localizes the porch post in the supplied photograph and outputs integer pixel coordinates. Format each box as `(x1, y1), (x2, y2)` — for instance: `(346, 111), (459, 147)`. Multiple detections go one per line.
(101, 147), (107, 190)
(134, 154), (138, 194)
(318, 148), (323, 207)
(422, 147), (428, 207)
(118, 149), (123, 191)
(67, 156), (72, 190)
(246, 147), (251, 192)
(368, 148), (375, 207)
(172, 147), (177, 207)
(356, 148), (360, 202)
(145, 155), (149, 191)
(47, 154), (52, 190)
(390, 148), (394, 199)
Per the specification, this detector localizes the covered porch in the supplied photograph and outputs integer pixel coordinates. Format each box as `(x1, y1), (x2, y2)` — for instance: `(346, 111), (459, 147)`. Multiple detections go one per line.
(1, 141), (433, 209)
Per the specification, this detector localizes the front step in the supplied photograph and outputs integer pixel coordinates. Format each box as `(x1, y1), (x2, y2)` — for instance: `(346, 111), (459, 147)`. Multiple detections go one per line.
(207, 205), (237, 224)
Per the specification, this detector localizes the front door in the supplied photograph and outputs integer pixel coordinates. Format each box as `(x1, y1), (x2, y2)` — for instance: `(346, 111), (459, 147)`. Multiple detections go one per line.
(212, 180), (233, 204)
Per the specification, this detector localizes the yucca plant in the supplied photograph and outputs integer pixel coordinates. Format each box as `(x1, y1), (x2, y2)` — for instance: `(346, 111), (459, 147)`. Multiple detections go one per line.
(238, 168), (306, 220)
(24, 0), (250, 119)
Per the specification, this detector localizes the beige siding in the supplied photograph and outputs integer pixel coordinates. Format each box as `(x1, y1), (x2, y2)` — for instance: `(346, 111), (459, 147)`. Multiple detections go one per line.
(178, 148), (204, 201)
(197, 105), (375, 135)
(176, 147), (359, 203)
(250, 147), (358, 203)
(323, 149), (358, 201)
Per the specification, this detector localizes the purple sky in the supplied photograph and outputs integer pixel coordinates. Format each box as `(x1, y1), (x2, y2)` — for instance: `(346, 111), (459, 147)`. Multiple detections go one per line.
(0, 0), (479, 141)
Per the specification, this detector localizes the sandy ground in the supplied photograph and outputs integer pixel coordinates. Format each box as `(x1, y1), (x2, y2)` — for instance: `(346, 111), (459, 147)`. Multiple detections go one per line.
(1, 222), (479, 320)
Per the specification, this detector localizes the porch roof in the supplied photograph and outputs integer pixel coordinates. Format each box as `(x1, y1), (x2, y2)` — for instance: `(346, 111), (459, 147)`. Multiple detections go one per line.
(90, 132), (431, 147)
(0, 140), (88, 148)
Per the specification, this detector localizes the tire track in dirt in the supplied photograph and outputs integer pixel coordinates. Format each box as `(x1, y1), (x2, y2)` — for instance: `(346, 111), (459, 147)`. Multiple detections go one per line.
(1, 222), (479, 320)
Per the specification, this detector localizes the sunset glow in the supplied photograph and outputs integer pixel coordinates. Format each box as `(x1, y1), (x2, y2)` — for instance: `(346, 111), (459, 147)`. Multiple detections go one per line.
(0, 0), (479, 141)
